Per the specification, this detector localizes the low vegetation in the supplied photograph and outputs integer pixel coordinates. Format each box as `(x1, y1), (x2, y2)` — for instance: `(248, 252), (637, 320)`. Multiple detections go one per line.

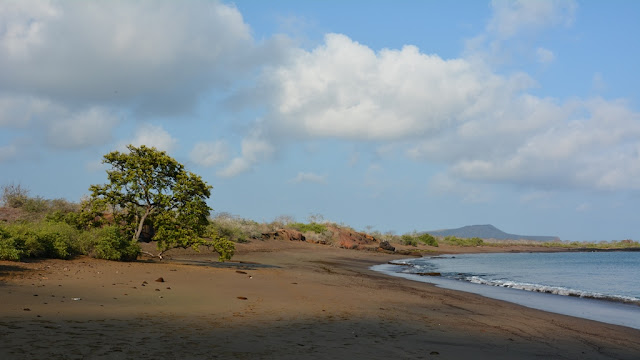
(290, 222), (328, 234)
(2, 181), (639, 263)
(441, 235), (484, 247)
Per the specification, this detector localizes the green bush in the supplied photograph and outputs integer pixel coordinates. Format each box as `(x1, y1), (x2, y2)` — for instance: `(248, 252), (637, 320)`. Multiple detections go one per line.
(0, 222), (80, 260)
(417, 233), (438, 247)
(290, 222), (328, 234)
(207, 237), (235, 262)
(0, 226), (22, 260)
(22, 196), (49, 213)
(401, 234), (418, 247)
(89, 225), (140, 261)
(443, 235), (484, 247)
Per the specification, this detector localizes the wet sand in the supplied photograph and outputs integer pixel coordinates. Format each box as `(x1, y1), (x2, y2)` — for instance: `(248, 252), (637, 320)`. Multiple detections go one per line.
(1, 240), (639, 359)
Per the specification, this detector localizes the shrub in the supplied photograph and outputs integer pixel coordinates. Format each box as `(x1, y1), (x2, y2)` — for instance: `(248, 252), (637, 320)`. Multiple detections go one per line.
(22, 196), (49, 213)
(417, 233), (438, 247)
(88, 225), (140, 261)
(207, 237), (235, 262)
(0, 221), (80, 260)
(208, 214), (267, 243)
(401, 234), (418, 247)
(0, 226), (22, 260)
(290, 222), (328, 234)
(442, 235), (484, 247)
(1, 183), (29, 208)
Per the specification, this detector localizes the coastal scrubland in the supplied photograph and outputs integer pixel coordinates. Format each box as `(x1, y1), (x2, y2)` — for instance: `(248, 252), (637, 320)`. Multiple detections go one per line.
(1, 184), (639, 264)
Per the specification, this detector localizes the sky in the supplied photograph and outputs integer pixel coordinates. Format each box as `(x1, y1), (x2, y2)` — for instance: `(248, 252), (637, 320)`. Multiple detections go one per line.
(1, 0), (639, 241)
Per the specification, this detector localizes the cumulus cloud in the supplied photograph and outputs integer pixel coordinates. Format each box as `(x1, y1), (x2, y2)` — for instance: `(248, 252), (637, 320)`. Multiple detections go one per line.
(0, 0), (286, 159)
(46, 107), (118, 149)
(289, 172), (327, 184)
(0, 94), (119, 151)
(123, 123), (178, 152)
(447, 98), (640, 190)
(0, 0), (255, 116)
(218, 130), (275, 177)
(189, 141), (229, 167)
(223, 26), (640, 193)
(263, 33), (508, 141)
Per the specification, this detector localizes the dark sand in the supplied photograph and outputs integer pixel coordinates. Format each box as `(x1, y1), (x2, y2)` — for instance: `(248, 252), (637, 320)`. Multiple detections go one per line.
(1, 240), (639, 359)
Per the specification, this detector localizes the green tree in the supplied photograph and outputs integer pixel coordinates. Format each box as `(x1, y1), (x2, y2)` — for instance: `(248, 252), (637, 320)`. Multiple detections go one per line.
(88, 145), (222, 259)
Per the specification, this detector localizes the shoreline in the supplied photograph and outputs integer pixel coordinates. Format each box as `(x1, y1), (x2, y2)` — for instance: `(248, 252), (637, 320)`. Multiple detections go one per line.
(373, 261), (640, 331)
(374, 249), (640, 330)
(2, 241), (640, 359)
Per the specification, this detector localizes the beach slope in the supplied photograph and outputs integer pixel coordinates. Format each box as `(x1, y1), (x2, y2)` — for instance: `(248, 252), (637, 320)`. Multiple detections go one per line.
(1, 240), (639, 359)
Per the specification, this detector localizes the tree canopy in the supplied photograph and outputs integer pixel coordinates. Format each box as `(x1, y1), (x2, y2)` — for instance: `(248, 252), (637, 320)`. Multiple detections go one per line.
(88, 145), (226, 259)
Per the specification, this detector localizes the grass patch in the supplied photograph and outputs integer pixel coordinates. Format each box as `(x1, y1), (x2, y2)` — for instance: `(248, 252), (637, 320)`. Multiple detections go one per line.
(290, 222), (328, 234)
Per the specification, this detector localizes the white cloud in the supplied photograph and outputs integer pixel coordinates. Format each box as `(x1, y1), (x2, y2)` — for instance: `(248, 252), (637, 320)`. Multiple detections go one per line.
(0, 0), (257, 116)
(466, 1), (575, 67)
(536, 47), (555, 64)
(264, 33), (506, 141)
(189, 141), (229, 167)
(0, 94), (119, 150)
(218, 131), (274, 177)
(0, 1), (278, 157)
(124, 123), (177, 152)
(289, 172), (327, 184)
(446, 98), (640, 190)
(487, 0), (577, 39)
(224, 30), (640, 192)
(46, 107), (118, 149)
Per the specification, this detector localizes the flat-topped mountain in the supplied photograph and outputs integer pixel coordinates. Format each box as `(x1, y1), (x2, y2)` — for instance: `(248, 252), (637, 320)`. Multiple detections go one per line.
(425, 224), (559, 242)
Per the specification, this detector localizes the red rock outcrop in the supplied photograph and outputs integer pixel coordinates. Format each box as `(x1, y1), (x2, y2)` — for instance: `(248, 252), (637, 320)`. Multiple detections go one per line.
(327, 226), (378, 249)
(262, 229), (306, 242)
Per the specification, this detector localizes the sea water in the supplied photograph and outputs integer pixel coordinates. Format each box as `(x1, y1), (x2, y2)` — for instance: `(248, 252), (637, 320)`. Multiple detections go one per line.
(371, 251), (640, 330)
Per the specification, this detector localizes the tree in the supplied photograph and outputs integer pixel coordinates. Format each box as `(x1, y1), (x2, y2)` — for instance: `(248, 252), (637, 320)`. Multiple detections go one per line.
(89, 145), (225, 259)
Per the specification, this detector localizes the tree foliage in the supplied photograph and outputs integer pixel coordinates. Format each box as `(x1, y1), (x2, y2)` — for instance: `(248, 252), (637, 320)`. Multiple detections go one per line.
(88, 145), (218, 259)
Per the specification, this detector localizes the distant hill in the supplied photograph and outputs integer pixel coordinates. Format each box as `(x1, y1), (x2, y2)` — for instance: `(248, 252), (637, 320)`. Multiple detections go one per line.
(425, 224), (559, 242)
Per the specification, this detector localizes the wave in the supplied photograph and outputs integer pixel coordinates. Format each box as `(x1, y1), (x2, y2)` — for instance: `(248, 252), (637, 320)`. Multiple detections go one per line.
(465, 276), (640, 305)
(386, 260), (640, 306)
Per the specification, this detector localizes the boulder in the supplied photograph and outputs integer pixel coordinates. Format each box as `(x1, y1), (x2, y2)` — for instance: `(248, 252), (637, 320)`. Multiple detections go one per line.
(262, 229), (306, 242)
(328, 226), (378, 249)
(379, 241), (395, 252)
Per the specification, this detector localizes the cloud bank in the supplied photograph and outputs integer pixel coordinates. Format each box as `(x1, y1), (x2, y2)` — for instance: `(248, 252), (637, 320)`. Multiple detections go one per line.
(222, 0), (640, 192)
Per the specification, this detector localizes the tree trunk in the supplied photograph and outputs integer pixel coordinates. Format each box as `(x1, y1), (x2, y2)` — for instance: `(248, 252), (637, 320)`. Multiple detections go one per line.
(133, 206), (154, 243)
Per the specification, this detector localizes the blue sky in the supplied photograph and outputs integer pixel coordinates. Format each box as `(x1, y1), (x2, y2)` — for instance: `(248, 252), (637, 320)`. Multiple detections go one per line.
(1, 0), (639, 241)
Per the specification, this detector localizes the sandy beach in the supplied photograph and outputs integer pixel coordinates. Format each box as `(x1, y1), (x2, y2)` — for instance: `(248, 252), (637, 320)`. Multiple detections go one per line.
(1, 240), (639, 359)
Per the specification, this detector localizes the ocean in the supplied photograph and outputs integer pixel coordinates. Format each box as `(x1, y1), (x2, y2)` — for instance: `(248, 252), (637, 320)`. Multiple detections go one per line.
(372, 251), (640, 330)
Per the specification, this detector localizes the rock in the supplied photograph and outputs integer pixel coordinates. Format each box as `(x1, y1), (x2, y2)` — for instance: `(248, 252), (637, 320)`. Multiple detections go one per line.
(155, 277), (164, 282)
(262, 229), (306, 242)
(379, 241), (395, 252)
(418, 272), (441, 276)
(237, 296), (248, 300)
(326, 226), (378, 249)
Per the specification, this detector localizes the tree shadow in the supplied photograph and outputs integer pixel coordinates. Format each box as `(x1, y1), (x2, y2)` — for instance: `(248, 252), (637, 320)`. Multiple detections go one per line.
(0, 263), (31, 286)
